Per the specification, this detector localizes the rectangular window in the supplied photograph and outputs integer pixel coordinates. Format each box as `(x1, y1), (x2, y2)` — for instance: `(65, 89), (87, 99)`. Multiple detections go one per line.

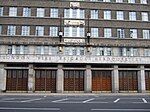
(144, 49), (150, 56)
(50, 8), (58, 18)
(130, 29), (137, 38)
(141, 0), (147, 4)
(0, 25), (2, 35)
(35, 26), (44, 36)
(79, 28), (84, 37)
(64, 27), (84, 37)
(91, 28), (98, 37)
(64, 27), (70, 37)
(120, 48), (138, 57)
(128, 0), (135, 3)
(104, 10), (111, 20)
(117, 11), (124, 20)
(64, 9), (85, 19)
(36, 46), (42, 54)
(117, 29), (125, 38)
(50, 27), (58, 37)
(21, 26), (30, 36)
(91, 10), (98, 19)
(8, 46), (12, 54)
(104, 0), (111, 2)
(9, 7), (17, 16)
(104, 28), (112, 38)
(64, 9), (70, 18)
(143, 30), (150, 39)
(7, 25), (16, 35)
(37, 8), (44, 17)
(50, 47), (57, 55)
(16, 46), (20, 54)
(116, 0), (123, 3)
(23, 46), (28, 54)
(142, 12), (148, 21)
(23, 7), (31, 17)
(0, 7), (3, 16)
(72, 27), (77, 37)
(44, 46), (49, 54)
(129, 12), (136, 21)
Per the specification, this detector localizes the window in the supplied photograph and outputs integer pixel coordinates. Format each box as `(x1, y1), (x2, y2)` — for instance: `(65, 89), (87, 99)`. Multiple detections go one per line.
(0, 7), (3, 16)
(50, 8), (58, 18)
(50, 27), (58, 37)
(141, 12), (148, 21)
(117, 29), (125, 38)
(116, 0), (123, 3)
(37, 8), (44, 17)
(9, 7), (17, 16)
(143, 30), (150, 39)
(104, 0), (111, 2)
(64, 9), (85, 19)
(7, 25), (16, 35)
(36, 46), (42, 54)
(64, 27), (70, 37)
(79, 28), (84, 37)
(130, 29), (137, 38)
(117, 11), (124, 20)
(21, 26), (30, 36)
(129, 12), (136, 21)
(144, 49), (150, 56)
(64, 47), (85, 56)
(64, 27), (85, 37)
(141, 0), (147, 4)
(91, 28), (98, 37)
(104, 10), (111, 20)
(23, 7), (31, 17)
(92, 47), (112, 56)
(16, 46), (20, 54)
(7, 46), (12, 54)
(50, 47), (58, 55)
(104, 28), (112, 38)
(91, 10), (98, 19)
(120, 48), (139, 56)
(128, 0), (135, 3)
(44, 46), (49, 54)
(35, 26), (44, 36)
(0, 25), (2, 35)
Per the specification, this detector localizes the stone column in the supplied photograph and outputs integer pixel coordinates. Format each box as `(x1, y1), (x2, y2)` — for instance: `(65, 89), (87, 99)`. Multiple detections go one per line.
(56, 64), (64, 93)
(84, 65), (92, 93)
(0, 64), (6, 92)
(28, 64), (35, 92)
(112, 65), (119, 93)
(138, 65), (146, 93)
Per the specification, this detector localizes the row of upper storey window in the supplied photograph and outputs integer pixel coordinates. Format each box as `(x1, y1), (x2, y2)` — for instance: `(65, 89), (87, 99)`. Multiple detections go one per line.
(1, 45), (150, 57)
(0, 7), (149, 21)
(0, 25), (149, 39)
(0, 25), (150, 39)
(90, 0), (148, 4)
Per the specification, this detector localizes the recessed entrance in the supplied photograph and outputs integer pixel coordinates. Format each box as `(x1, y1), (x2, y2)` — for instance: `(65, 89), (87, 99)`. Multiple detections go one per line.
(35, 70), (56, 92)
(6, 69), (28, 91)
(92, 70), (112, 92)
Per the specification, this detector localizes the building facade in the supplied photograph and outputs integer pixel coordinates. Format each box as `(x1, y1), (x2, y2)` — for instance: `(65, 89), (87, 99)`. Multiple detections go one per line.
(0, 0), (150, 93)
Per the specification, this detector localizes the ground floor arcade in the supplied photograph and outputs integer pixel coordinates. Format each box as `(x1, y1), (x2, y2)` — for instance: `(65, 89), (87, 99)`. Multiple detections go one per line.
(0, 63), (150, 93)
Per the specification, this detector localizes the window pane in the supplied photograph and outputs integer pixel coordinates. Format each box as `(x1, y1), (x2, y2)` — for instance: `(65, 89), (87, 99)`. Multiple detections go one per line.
(35, 26), (44, 36)
(104, 28), (112, 38)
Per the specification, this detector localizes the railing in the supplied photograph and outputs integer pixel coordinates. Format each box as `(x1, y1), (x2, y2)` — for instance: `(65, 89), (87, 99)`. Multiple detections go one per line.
(0, 54), (150, 64)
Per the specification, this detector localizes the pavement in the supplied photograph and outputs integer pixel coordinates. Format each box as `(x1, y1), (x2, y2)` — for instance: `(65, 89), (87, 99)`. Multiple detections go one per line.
(0, 93), (150, 112)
